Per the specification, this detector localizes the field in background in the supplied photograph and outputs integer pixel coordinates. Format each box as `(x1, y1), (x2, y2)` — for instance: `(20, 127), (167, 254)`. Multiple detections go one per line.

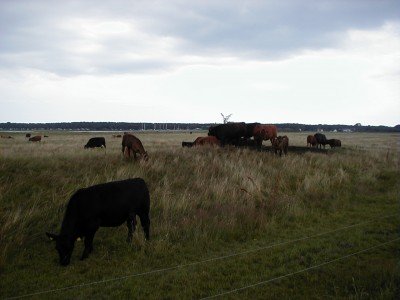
(0, 131), (399, 299)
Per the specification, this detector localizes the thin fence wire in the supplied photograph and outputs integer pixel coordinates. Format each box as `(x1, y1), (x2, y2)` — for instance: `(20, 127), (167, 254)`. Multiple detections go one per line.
(5, 213), (398, 300)
(200, 237), (400, 299)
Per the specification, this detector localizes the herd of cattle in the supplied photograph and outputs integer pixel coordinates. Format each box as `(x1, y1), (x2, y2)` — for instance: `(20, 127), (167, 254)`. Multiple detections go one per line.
(182, 123), (341, 156)
(4, 123), (342, 160)
(0, 125), (344, 266)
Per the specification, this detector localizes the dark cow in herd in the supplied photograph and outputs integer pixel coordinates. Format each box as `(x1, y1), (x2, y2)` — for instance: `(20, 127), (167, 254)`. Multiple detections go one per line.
(182, 141), (194, 148)
(208, 122), (247, 146)
(29, 135), (42, 142)
(84, 137), (106, 149)
(46, 178), (150, 266)
(207, 122), (278, 148)
(327, 139), (341, 148)
(314, 133), (327, 149)
(122, 133), (148, 161)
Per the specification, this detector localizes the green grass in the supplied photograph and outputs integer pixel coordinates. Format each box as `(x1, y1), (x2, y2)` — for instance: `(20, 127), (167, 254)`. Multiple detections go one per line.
(0, 131), (399, 299)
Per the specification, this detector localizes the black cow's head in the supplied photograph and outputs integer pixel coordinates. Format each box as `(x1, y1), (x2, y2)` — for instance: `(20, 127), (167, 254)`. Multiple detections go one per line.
(46, 232), (75, 266)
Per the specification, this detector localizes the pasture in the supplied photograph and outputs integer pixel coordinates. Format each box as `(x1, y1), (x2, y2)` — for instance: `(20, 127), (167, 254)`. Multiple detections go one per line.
(0, 131), (399, 299)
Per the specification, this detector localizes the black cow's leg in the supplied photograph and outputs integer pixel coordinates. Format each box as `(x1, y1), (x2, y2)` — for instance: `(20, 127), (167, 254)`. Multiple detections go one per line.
(126, 214), (136, 243)
(81, 229), (97, 260)
(139, 214), (150, 240)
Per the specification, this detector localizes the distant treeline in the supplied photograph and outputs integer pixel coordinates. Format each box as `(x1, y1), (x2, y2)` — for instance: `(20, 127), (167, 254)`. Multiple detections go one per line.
(0, 122), (399, 132)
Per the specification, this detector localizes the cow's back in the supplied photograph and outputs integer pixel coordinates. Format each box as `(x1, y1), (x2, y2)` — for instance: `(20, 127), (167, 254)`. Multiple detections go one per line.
(314, 133), (327, 143)
(73, 178), (149, 227)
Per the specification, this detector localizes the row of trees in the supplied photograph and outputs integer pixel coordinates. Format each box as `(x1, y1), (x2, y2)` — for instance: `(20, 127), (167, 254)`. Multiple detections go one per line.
(0, 122), (399, 132)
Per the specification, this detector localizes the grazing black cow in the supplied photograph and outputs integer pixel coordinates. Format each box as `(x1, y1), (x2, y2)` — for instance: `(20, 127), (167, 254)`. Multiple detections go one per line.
(25, 133), (31, 138)
(208, 122), (247, 146)
(314, 133), (328, 149)
(327, 139), (341, 148)
(84, 137), (106, 149)
(46, 178), (151, 266)
(182, 141), (194, 147)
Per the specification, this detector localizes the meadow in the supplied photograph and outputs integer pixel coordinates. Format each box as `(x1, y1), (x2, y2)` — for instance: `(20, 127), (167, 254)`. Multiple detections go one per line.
(0, 131), (399, 299)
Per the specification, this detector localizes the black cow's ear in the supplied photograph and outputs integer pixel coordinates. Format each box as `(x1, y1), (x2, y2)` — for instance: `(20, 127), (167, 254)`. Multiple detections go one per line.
(46, 232), (58, 241)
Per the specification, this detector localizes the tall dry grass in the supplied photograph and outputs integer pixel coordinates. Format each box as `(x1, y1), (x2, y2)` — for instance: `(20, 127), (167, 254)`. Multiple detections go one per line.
(0, 131), (398, 298)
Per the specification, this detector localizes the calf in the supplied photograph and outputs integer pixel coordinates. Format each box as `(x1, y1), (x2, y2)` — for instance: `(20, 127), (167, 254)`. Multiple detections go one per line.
(84, 137), (106, 149)
(122, 134), (148, 161)
(327, 139), (341, 148)
(194, 136), (220, 146)
(272, 136), (289, 156)
(46, 178), (151, 266)
(29, 135), (41, 142)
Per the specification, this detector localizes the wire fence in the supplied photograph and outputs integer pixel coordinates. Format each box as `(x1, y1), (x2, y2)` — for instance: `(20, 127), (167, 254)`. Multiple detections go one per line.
(200, 237), (400, 299)
(5, 213), (398, 299)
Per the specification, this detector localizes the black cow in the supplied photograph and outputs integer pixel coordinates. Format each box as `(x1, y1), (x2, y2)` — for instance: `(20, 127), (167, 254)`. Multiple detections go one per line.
(182, 141), (194, 147)
(245, 122), (260, 138)
(84, 137), (106, 149)
(314, 133), (328, 149)
(327, 139), (341, 148)
(46, 178), (151, 266)
(208, 122), (247, 146)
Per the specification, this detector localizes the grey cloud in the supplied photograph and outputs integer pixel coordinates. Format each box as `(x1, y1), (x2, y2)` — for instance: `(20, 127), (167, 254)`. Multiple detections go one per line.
(0, 0), (399, 75)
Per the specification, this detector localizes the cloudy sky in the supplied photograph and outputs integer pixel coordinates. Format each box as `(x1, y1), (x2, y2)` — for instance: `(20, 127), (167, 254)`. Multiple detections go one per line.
(0, 0), (399, 125)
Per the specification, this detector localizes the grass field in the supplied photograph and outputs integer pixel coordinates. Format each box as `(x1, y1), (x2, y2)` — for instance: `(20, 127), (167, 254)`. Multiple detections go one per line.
(0, 131), (399, 299)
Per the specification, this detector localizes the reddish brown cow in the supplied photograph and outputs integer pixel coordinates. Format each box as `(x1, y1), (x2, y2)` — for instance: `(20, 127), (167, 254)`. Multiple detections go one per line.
(122, 134), (148, 161)
(253, 124), (278, 147)
(194, 136), (220, 146)
(307, 135), (317, 147)
(272, 136), (289, 156)
(29, 136), (41, 142)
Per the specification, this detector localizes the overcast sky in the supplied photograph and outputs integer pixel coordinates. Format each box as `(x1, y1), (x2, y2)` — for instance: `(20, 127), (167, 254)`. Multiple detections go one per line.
(1, 0), (399, 125)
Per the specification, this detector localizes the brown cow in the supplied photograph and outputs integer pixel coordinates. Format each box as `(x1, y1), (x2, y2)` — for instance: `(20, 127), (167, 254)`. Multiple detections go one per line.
(122, 134), (148, 161)
(307, 135), (317, 147)
(272, 136), (289, 156)
(1, 135), (12, 139)
(113, 134), (122, 138)
(253, 124), (278, 147)
(29, 136), (41, 142)
(194, 136), (220, 146)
